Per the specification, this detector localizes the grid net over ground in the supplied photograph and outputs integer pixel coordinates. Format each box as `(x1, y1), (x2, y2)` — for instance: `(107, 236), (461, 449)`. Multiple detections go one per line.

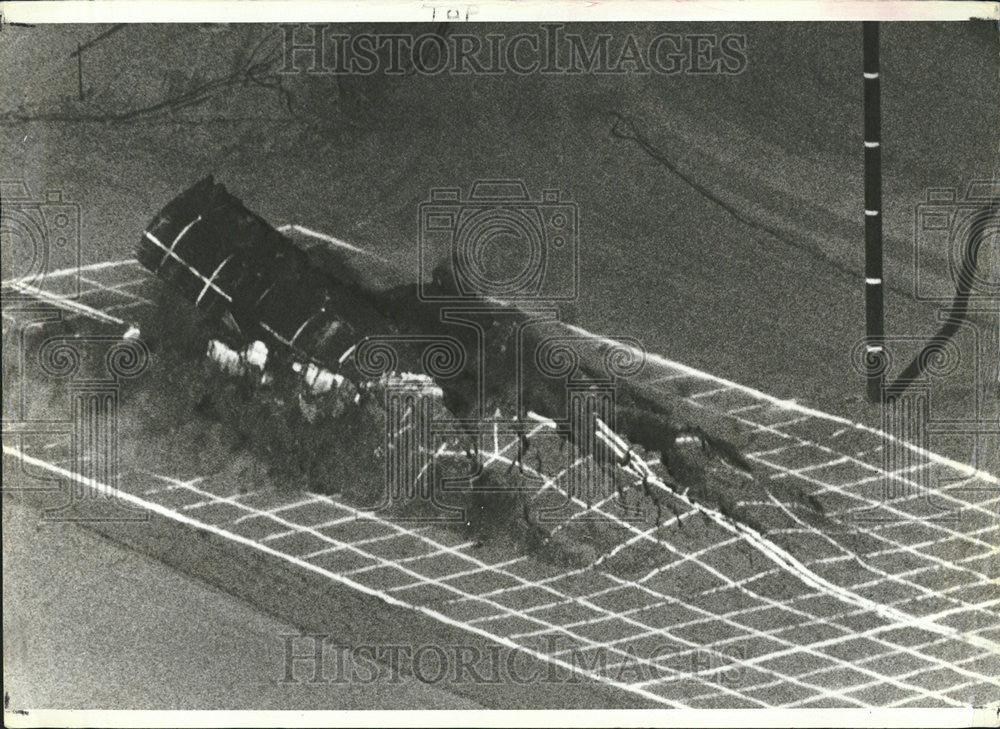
(2, 256), (997, 709)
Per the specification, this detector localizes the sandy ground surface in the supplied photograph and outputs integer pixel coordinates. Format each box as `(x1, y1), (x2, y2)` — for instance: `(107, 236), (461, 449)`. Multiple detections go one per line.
(2, 22), (997, 710)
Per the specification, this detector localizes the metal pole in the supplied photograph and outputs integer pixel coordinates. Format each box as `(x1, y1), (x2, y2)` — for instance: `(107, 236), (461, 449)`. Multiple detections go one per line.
(77, 43), (84, 100)
(863, 21), (885, 404)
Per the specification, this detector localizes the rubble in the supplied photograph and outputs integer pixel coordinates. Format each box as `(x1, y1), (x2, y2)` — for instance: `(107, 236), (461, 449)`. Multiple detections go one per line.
(131, 177), (828, 573)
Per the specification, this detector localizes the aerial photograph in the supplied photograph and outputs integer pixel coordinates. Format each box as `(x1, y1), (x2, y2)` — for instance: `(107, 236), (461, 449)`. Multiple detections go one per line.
(2, 2), (997, 723)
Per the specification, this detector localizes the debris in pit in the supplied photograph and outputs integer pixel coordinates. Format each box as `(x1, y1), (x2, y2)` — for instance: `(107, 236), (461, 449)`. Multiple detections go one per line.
(124, 176), (834, 576)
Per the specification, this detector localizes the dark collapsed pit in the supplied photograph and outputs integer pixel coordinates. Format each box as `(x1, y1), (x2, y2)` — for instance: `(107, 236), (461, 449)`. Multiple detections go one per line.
(114, 176), (833, 575)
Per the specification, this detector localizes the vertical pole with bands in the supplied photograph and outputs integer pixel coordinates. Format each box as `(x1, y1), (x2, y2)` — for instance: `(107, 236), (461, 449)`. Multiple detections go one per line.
(863, 21), (885, 404)
(77, 43), (84, 100)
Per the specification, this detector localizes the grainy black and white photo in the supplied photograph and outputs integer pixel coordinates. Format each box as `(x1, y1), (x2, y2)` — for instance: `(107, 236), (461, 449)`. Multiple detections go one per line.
(1, 1), (998, 725)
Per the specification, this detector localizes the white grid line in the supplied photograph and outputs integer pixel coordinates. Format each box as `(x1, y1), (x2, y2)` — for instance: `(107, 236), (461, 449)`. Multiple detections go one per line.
(6, 257), (996, 708)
